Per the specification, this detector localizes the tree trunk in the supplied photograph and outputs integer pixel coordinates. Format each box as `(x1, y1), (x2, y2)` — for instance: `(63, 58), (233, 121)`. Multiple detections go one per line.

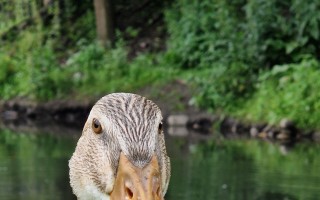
(93, 0), (114, 47)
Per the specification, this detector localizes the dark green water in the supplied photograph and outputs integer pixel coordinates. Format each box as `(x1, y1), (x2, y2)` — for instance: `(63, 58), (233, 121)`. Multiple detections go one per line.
(1, 128), (320, 200)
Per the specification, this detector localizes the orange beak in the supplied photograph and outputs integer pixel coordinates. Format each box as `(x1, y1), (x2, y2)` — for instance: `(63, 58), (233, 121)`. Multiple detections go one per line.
(110, 152), (163, 200)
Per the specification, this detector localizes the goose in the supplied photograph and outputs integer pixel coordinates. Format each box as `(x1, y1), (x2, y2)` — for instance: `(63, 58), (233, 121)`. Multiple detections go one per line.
(69, 93), (171, 200)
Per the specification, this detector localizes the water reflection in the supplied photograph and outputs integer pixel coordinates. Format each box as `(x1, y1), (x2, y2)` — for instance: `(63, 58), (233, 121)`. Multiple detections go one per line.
(0, 129), (77, 200)
(166, 136), (320, 200)
(0, 127), (320, 200)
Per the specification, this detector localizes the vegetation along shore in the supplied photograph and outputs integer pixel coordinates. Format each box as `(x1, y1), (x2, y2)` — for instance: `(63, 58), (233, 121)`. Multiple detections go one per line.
(1, 0), (320, 134)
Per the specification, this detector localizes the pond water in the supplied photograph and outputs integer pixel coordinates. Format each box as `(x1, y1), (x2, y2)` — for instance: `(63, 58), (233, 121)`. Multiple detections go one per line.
(0, 127), (320, 200)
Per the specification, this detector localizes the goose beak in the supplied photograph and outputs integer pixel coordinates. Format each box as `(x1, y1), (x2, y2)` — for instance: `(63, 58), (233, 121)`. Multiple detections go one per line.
(110, 152), (163, 200)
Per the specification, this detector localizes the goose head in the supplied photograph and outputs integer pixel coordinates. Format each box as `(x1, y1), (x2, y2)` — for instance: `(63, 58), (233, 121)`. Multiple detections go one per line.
(69, 93), (171, 200)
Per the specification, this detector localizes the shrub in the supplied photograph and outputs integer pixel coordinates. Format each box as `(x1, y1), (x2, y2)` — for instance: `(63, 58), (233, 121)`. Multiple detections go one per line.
(165, 0), (247, 68)
(0, 39), (69, 101)
(236, 57), (320, 129)
(245, 0), (320, 66)
(166, 0), (320, 68)
(191, 62), (255, 110)
(165, 0), (320, 110)
(63, 42), (177, 97)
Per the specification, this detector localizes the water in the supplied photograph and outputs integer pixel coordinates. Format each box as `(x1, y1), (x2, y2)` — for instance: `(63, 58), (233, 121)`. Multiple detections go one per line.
(1, 127), (320, 200)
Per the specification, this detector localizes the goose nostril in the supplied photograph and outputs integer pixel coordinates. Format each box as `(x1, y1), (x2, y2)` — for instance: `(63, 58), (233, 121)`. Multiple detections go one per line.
(156, 186), (161, 197)
(153, 176), (161, 198)
(125, 187), (133, 199)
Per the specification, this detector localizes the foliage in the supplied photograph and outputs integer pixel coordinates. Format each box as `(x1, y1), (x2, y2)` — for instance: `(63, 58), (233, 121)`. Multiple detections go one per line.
(1, 0), (320, 130)
(0, 26), (70, 100)
(0, 0), (38, 34)
(245, 0), (320, 65)
(165, 0), (320, 113)
(0, 0), (179, 101)
(235, 57), (320, 129)
(165, 0), (247, 68)
(190, 62), (254, 110)
(166, 0), (320, 68)
(0, 37), (178, 101)
(64, 42), (178, 97)
(165, 0), (256, 109)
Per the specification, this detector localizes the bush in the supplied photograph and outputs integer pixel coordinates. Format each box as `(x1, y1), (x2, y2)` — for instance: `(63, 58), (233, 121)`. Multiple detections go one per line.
(165, 0), (255, 109)
(166, 0), (320, 68)
(0, 39), (69, 101)
(245, 0), (320, 66)
(165, 0), (320, 110)
(65, 42), (129, 95)
(236, 57), (320, 129)
(191, 62), (254, 110)
(0, 39), (178, 101)
(165, 0), (247, 68)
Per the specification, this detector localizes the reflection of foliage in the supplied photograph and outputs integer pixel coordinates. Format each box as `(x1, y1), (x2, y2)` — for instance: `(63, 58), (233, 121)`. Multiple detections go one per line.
(0, 129), (76, 199)
(168, 138), (320, 200)
(255, 192), (298, 200)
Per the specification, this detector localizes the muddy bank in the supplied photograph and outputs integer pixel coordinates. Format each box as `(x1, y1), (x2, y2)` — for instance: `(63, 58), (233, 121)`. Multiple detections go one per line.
(0, 99), (92, 129)
(0, 80), (194, 127)
(1, 80), (320, 143)
(1, 97), (320, 145)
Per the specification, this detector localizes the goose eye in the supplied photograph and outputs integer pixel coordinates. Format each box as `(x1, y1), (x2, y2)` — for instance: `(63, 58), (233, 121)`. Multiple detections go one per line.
(158, 122), (163, 133)
(92, 118), (102, 134)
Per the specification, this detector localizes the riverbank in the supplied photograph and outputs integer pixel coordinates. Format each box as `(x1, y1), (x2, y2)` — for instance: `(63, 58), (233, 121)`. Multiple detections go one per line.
(1, 79), (320, 144)
(2, 0), (320, 137)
